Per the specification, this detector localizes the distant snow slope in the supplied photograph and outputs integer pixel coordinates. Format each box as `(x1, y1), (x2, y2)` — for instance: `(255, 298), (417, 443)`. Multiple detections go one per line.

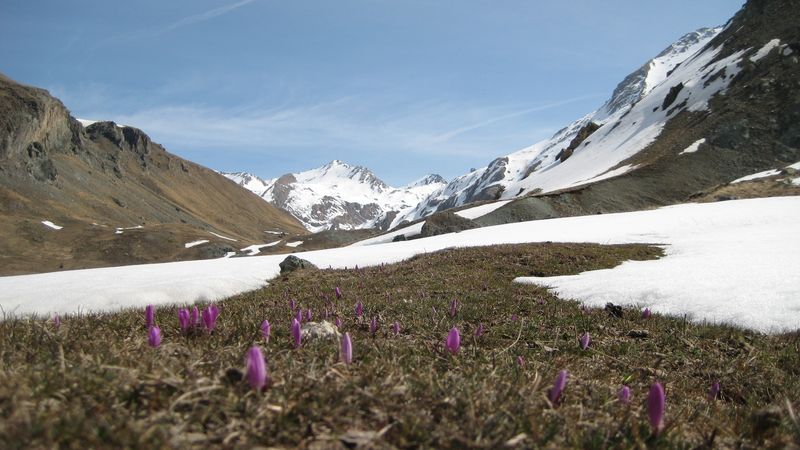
(224, 161), (447, 232)
(1, 197), (797, 333)
(401, 27), (725, 223)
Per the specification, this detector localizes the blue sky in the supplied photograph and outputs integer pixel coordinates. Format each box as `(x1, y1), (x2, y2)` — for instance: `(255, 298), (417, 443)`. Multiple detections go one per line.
(1, 0), (743, 185)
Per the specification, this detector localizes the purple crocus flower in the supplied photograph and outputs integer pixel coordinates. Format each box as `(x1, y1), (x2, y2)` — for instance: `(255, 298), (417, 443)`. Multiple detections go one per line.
(642, 308), (652, 319)
(708, 381), (720, 401)
(148, 326), (161, 348)
(341, 332), (353, 365)
(392, 321), (401, 335)
(305, 309), (312, 322)
(335, 316), (343, 329)
(516, 355), (525, 367)
(145, 304), (155, 328)
(261, 319), (271, 343)
(191, 306), (199, 327)
(370, 316), (378, 334)
(289, 298), (296, 311)
(449, 299), (458, 317)
(511, 314), (519, 322)
(579, 332), (591, 350)
(295, 309), (303, 324)
(445, 327), (461, 354)
(474, 323), (485, 338)
(178, 309), (190, 331)
(335, 287), (343, 299)
(245, 346), (268, 391)
(202, 306), (219, 331)
(618, 385), (631, 404)
(53, 314), (61, 330)
(648, 382), (666, 435)
(549, 370), (568, 406)
(291, 318), (301, 348)
(355, 302), (363, 319)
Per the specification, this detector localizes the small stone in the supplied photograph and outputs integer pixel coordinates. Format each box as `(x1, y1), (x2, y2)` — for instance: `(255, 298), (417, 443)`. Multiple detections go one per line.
(604, 303), (624, 318)
(301, 321), (341, 341)
(628, 329), (650, 338)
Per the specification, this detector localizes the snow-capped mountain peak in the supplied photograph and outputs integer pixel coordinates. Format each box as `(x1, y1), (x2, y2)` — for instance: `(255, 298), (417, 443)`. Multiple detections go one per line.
(223, 162), (447, 232)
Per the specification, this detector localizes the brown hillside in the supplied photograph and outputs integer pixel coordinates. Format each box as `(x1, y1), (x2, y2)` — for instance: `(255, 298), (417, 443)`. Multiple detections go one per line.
(0, 74), (307, 275)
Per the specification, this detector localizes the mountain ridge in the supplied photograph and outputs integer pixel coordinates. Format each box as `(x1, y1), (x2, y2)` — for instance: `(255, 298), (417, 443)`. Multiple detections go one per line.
(223, 161), (446, 232)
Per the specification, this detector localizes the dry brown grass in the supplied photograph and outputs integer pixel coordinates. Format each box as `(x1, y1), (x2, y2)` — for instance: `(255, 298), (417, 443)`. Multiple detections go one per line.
(0, 243), (798, 449)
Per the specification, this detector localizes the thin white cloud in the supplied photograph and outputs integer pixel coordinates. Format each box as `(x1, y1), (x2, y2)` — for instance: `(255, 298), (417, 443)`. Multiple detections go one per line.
(103, 98), (562, 160)
(107, 0), (257, 43)
(160, 0), (256, 35)
(430, 94), (603, 143)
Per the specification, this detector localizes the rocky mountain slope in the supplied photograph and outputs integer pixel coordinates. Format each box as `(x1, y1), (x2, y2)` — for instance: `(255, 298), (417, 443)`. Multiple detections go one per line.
(0, 74), (307, 275)
(224, 161), (446, 232)
(401, 0), (800, 226)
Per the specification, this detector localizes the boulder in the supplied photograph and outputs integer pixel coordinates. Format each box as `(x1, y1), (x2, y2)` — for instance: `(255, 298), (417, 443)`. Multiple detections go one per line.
(279, 255), (317, 274)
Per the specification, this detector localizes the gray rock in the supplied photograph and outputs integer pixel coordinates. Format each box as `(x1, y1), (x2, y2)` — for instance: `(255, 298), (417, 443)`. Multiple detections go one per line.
(279, 255), (317, 274)
(301, 321), (340, 340)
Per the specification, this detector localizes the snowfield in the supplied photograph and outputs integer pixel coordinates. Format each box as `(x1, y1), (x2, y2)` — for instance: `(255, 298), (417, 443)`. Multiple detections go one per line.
(1, 197), (798, 333)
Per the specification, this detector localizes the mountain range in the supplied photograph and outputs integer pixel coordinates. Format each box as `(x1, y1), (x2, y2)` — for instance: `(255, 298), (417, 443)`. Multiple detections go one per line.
(223, 162), (446, 232)
(228, 0), (799, 232)
(1, 0), (798, 273)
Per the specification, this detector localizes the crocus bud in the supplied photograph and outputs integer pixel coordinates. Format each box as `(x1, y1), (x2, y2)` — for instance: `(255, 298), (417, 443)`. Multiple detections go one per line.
(446, 327), (461, 354)
(517, 355), (525, 367)
(335, 287), (343, 299)
(341, 332), (353, 365)
(708, 381), (720, 401)
(202, 307), (218, 331)
(191, 306), (199, 327)
(305, 309), (312, 322)
(392, 321), (400, 335)
(475, 323), (485, 338)
(296, 309), (303, 324)
(642, 308), (652, 319)
(511, 314), (519, 322)
(370, 316), (378, 334)
(579, 332), (591, 350)
(261, 319), (271, 343)
(53, 314), (61, 330)
(289, 299), (296, 311)
(178, 309), (190, 331)
(245, 346), (268, 391)
(145, 304), (155, 328)
(355, 302), (363, 318)
(648, 382), (666, 435)
(618, 385), (631, 404)
(449, 299), (458, 317)
(549, 370), (568, 406)
(291, 318), (301, 348)
(335, 317), (343, 329)
(148, 326), (161, 348)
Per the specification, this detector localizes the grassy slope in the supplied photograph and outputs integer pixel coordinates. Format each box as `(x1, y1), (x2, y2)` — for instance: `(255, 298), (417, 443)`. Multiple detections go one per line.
(0, 243), (798, 448)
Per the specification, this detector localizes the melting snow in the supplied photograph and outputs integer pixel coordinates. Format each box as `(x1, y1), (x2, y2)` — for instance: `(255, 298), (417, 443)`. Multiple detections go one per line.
(286, 241), (303, 248)
(184, 240), (209, 248)
(41, 221), (63, 230)
(350, 222), (425, 246)
(679, 138), (706, 155)
(209, 231), (237, 241)
(454, 200), (513, 220)
(1, 197), (797, 333)
(749, 39), (781, 62)
(240, 241), (281, 256)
